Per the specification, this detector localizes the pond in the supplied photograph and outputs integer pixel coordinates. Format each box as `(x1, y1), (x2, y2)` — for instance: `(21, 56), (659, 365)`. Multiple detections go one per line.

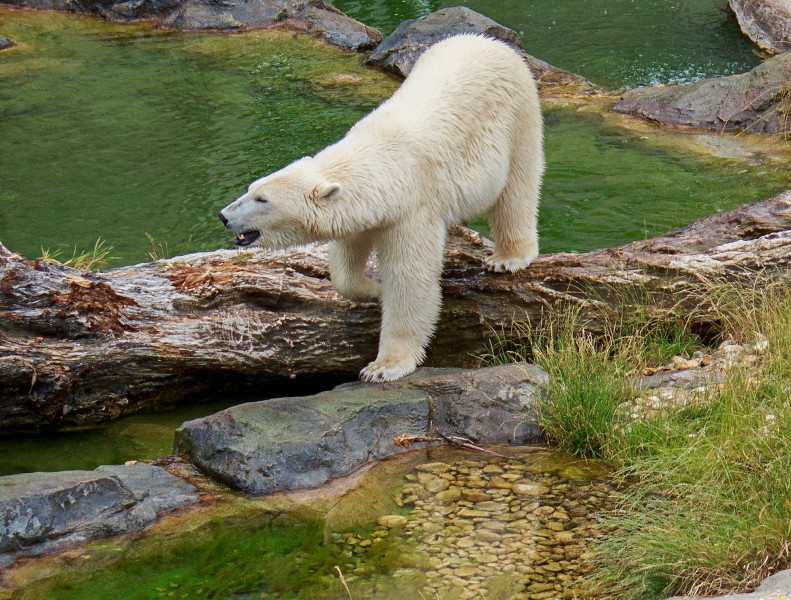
(10, 447), (617, 600)
(1, 4), (788, 267)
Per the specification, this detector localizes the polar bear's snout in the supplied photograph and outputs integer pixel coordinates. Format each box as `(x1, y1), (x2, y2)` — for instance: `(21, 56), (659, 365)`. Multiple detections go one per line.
(218, 205), (262, 247)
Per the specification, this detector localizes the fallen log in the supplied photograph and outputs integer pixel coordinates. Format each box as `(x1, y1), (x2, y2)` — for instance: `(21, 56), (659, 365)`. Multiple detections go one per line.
(1, 191), (790, 431)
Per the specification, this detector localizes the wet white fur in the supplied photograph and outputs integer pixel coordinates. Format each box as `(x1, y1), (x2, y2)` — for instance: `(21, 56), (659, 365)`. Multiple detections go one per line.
(220, 34), (544, 382)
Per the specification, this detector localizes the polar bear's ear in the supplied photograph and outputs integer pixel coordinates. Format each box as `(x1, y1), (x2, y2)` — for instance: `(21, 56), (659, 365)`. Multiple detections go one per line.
(314, 182), (342, 202)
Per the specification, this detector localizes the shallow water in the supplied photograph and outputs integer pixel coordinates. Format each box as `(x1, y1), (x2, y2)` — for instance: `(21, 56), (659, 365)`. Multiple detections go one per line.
(331, 0), (764, 87)
(1, 9), (788, 267)
(10, 448), (616, 600)
(0, 400), (237, 476)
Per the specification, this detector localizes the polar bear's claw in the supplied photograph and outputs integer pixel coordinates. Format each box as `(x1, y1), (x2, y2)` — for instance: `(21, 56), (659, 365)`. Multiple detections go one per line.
(484, 255), (534, 273)
(360, 361), (417, 383)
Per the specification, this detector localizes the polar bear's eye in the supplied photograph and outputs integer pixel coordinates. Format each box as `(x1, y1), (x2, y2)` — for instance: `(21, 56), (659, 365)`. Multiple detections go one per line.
(254, 196), (268, 204)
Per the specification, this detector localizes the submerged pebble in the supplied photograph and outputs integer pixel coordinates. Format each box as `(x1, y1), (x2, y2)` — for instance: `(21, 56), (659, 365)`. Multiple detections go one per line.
(334, 455), (618, 598)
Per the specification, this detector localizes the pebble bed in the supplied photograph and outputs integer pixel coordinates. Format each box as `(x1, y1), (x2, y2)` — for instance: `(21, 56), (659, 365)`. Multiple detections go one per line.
(335, 454), (618, 599)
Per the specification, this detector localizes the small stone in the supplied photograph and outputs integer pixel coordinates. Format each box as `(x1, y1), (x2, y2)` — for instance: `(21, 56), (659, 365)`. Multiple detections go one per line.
(457, 537), (476, 548)
(473, 501), (504, 512)
(416, 462), (451, 474)
(419, 473), (450, 493)
(482, 464), (504, 474)
(458, 508), (489, 518)
(377, 515), (408, 529)
(476, 529), (501, 543)
(435, 487), (462, 503)
(358, 539), (373, 547)
(475, 553), (498, 563)
(453, 565), (479, 577)
(460, 489), (491, 503)
(422, 522), (442, 533)
(490, 476), (513, 490)
(514, 483), (550, 496)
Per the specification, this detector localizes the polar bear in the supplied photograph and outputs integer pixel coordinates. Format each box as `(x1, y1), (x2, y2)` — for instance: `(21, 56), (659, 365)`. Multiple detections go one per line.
(219, 34), (544, 382)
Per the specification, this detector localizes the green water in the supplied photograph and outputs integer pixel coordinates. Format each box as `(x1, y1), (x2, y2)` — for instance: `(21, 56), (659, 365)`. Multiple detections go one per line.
(0, 10), (400, 266)
(331, 0), (763, 87)
(1, 8), (787, 268)
(0, 400), (239, 475)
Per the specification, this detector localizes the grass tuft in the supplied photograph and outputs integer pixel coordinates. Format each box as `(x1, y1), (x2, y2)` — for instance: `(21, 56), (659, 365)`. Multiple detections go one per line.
(40, 238), (115, 271)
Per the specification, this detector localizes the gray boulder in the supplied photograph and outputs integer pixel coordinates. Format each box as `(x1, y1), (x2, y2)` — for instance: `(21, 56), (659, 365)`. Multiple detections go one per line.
(364, 6), (593, 93)
(666, 569), (791, 599)
(175, 363), (547, 496)
(161, 0), (382, 50)
(729, 0), (791, 54)
(0, 35), (14, 51)
(0, 463), (200, 567)
(613, 52), (791, 134)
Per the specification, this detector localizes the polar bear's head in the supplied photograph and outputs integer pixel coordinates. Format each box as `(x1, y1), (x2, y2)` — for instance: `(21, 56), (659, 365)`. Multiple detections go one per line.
(219, 157), (342, 249)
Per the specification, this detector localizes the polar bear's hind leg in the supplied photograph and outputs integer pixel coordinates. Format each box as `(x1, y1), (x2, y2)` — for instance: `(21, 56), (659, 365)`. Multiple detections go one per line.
(484, 148), (542, 273)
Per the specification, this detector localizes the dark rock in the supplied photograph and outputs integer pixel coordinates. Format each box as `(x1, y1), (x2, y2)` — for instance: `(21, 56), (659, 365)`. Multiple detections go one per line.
(0, 35), (14, 51)
(0, 463), (200, 567)
(666, 569), (791, 599)
(174, 363), (546, 496)
(364, 6), (593, 95)
(161, 0), (382, 50)
(613, 52), (791, 134)
(403, 363), (546, 445)
(729, 0), (791, 54)
(0, 0), (381, 51)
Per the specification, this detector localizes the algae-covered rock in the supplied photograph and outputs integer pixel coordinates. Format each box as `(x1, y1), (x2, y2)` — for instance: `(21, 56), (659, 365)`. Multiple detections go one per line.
(0, 463), (200, 567)
(0, 0), (381, 50)
(175, 363), (546, 496)
(729, 0), (791, 54)
(613, 52), (791, 134)
(364, 6), (594, 96)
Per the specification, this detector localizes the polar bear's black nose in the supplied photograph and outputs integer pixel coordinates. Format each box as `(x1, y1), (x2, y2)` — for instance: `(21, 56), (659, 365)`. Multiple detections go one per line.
(218, 211), (229, 226)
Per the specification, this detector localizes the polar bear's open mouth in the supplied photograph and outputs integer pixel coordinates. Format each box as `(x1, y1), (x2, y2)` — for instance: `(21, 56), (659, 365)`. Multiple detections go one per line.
(234, 230), (261, 247)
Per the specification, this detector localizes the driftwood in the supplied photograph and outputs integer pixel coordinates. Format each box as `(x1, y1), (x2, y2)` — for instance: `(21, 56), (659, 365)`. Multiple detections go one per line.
(1, 191), (790, 431)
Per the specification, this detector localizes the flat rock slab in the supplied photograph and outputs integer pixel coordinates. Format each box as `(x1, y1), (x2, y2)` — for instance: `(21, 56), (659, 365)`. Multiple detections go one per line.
(729, 0), (791, 54)
(667, 569), (791, 599)
(364, 6), (593, 95)
(0, 0), (381, 50)
(0, 463), (200, 567)
(613, 52), (791, 134)
(175, 363), (547, 496)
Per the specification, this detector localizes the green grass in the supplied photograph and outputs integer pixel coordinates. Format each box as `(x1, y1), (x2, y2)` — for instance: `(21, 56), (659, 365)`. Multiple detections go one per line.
(487, 281), (791, 598)
(40, 238), (116, 271)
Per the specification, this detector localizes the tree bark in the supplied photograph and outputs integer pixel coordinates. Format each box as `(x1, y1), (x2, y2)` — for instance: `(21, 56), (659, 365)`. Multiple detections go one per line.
(1, 191), (790, 431)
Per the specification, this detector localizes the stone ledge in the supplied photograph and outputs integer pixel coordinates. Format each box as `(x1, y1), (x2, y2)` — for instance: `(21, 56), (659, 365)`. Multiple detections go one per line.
(0, 463), (200, 567)
(174, 363), (548, 496)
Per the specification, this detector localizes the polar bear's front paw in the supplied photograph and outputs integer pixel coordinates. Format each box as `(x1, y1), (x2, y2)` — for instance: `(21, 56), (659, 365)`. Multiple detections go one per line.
(360, 359), (417, 383)
(484, 255), (535, 273)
